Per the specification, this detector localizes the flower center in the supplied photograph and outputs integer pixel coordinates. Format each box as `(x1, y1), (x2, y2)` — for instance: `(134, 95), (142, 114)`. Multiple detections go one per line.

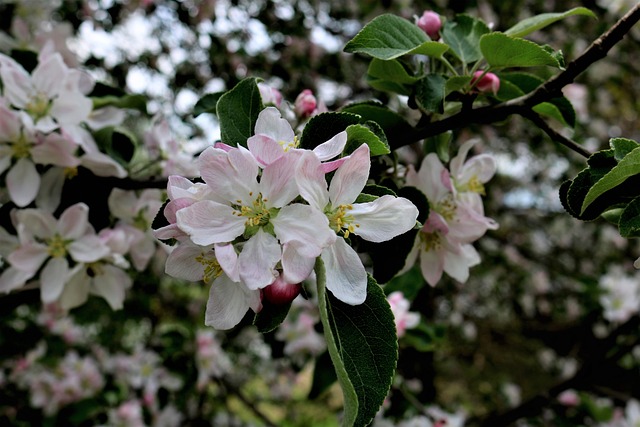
(420, 230), (442, 252)
(457, 175), (485, 195)
(435, 194), (456, 222)
(327, 204), (359, 238)
(11, 132), (32, 159)
(195, 252), (223, 284)
(47, 234), (69, 258)
(277, 135), (299, 152)
(26, 92), (53, 122)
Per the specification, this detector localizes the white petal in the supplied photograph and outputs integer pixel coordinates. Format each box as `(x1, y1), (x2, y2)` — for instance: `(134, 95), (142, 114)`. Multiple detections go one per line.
(90, 265), (130, 309)
(350, 195), (418, 242)
(58, 203), (90, 238)
(247, 134), (284, 167)
(205, 275), (251, 330)
(0, 267), (33, 293)
(254, 107), (295, 143)
(215, 243), (239, 282)
(260, 154), (299, 208)
(295, 150), (329, 210)
(68, 235), (110, 263)
(40, 257), (70, 302)
(272, 204), (335, 258)
(176, 200), (246, 246)
(7, 158), (40, 207)
(312, 131), (347, 161)
(321, 238), (367, 305)
(59, 269), (89, 310)
(238, 228), (280, 289)
(281, 242), (316, 283)
(329, 143), (370, 206)
(7, 243), (49, 274)
(165, 243), (207, 281)
(419, 246), (444, 286)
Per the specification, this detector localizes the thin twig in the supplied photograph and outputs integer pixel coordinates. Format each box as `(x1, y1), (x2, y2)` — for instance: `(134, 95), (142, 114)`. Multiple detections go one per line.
(522, 111), (592, 158)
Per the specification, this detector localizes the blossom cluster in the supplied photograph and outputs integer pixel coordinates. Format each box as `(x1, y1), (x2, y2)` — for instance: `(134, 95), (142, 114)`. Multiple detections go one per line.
(155, 106), (419, 329)
(403, 139), (498, 286)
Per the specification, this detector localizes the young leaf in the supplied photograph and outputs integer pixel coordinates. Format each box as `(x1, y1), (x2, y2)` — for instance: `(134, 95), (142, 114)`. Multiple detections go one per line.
(193, 92), (224, 117)
(216, 77), (263, 147)
(92, 94), (148, 114)
(504, 7), (596, 38)
(619, 196), (640, 238)
(344, 14), (448, 60)
(340, 101), (417, 150)
(415, 74), (447, 114)
(344, 123), (391, 156)
(441, 14), (491, 65)
(581, 147), (640, 214)
(480, 33), (561, 68)
(610, 137), (640, 161)
(368, 58), (418, 84)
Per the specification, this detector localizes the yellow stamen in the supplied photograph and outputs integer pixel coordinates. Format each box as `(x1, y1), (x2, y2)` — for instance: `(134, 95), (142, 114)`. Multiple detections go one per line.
(47, 234), (68, 258)
(195, 253), (223, 284)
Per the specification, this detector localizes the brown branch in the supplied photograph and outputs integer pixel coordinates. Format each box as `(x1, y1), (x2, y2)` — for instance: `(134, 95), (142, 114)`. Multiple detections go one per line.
(407, 3), (640, 150)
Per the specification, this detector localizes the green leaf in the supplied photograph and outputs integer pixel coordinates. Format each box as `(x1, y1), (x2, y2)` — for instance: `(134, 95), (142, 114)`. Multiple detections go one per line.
(340, 101), (417, 150)
(193, 92), (224, 117)
(423, 130), (452, 163)
(532, 97), (576, 128)
(309, 351), (338, 399)
(93, 126), (136, 164)
(344, 123), (390, 156)
(445, 76), (472, 95)
(368, 58), (418, 84)
(216, 77), (263, 147)
(610, 137), (640, 161)
(317, 256), (398, 427)
(253, 299), (292, 333)
(415, 74), (447, 114)
(582, 147), (640, 214)
(505, 7), (596, 38)
(441, 14), (491, 65)
(619, 197), (640, 238)
(344, 14), (448, 60)
(92, 94), (148, 114)
(300, 111), (362, 151)
(480, 32), (561, 68)
(316, 258), (358, 427)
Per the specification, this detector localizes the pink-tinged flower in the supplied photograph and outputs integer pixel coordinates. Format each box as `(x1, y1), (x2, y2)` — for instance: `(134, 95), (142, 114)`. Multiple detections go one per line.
(471, 71), (500, 95)
(195, 330), (232, 389)
(245, 107), (347, 169)
(0, 51), (92, 132)
(403, 211), (481, 286)
(0, 102), (79, 207)
(63, 126), (127, 178)
(143, 117), (199, 178)
(294, 89), (318, 117)
(1, 203), (110, 302)
(417, 11), (442, 40)
(406, 152), (496, 243)
(176, 146), (336, 291)
(296, 144), (419, 304)
(258, 82), (283, 107)
(108, 188), (164, 271)
(387, 291), (420, 337)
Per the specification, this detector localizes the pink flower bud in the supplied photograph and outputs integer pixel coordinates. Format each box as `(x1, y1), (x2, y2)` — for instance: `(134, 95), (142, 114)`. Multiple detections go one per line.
(263, 277), (302, 305)
(417, 11), (442, 40)
(471, 71), (500, 95)
(294, 89), (318, 117)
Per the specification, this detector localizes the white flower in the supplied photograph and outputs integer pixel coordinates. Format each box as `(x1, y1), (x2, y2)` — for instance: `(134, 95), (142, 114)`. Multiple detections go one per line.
(0, 203), (110, 302)
(599, 266), (640, 323)
(175, 145), (335, 290)
(296, 143), (419, 304)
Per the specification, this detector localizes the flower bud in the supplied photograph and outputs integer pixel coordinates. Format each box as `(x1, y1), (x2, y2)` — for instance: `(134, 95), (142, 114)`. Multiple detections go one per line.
(262, 276), (302, 305)
(417, 11), (442, 40)
(294, 89), (317, 117)
(471, 71), (500, 95)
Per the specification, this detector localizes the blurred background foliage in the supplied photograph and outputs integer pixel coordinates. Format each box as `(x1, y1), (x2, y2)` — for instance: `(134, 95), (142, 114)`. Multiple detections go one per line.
(1, 0), (640, 425)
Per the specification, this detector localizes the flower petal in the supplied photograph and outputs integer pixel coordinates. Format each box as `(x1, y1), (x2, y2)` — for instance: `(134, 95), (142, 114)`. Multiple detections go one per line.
(205, 275), (252, 330)
(329, 143), (370, 206)
(281, 242), (316, 283)
(176, 200), (246, 246)
(7, 158), (40, 207)
(312, 130), (347, 161)
(321, 238), (367, 305)
(295, 150), (329, 210)
(272, 204), (335, 258)
(350, 195), (418, 242)
(58, 203), (90, 239)
(40, 257), (70, 303)
(90, 264), (131, 309)
(238, 228), (280, 289)
(165, 242), (207, 281)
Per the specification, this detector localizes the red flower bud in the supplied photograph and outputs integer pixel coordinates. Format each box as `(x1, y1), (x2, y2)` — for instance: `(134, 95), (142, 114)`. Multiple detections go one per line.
(417, 11), (442, 40)
(471, 71), (500, 95)
(262, 277), (302, 305)
(294, 89), (318, 117)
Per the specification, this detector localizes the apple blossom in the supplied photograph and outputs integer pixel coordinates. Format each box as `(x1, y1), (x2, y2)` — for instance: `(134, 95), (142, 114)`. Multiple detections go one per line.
(387, 291), (420, 337)
(245, 106), (347, 170)
(296, 143), (419, 304)
(294, 89), (318, 117)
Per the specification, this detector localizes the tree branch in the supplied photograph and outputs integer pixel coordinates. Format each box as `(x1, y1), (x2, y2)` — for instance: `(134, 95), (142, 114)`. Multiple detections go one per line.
(407, 3), (640, 148)
(522, 111), (592, 158)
